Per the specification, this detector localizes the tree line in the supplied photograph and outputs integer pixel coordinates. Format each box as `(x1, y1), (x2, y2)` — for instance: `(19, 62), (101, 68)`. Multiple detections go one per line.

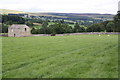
(1, 15), (25, 33)
(31, 13), (120, 34)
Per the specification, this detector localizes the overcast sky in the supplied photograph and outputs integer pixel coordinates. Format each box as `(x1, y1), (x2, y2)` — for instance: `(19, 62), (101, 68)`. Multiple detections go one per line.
(0, 0), (119, 14)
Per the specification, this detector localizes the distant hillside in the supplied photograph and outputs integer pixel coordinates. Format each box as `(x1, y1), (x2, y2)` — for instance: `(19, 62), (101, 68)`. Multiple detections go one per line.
(46, 13), (115, 21)
(29, 12), (114, 21)
(75, 13), (115, 20)
(0, 9), (67, 18)
(0, 9), (115, 21)
(29, 13), (68, 18)
(0, 9), (25, 14)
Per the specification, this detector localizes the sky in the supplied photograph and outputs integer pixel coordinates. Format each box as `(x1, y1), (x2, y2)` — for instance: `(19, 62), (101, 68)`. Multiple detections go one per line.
(0, 0), (119, 14)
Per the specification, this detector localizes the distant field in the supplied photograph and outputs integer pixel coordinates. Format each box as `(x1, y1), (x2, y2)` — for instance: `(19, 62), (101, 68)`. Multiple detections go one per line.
(48, 22), (56, 25)
(33, 25), (42, 29)
(2, 35), (118, 78)
(48, 22), (75, 28)
(0, 9), (25, 14)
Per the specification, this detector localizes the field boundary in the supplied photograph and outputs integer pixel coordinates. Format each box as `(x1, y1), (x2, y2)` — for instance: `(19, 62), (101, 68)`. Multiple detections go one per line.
(0, 32), (119, 37)
(32, 32), (120, 36)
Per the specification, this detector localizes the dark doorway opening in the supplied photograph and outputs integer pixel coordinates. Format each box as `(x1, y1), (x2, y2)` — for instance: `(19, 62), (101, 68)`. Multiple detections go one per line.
(14, 34), (15, 37)
(25, 28), (27, 31)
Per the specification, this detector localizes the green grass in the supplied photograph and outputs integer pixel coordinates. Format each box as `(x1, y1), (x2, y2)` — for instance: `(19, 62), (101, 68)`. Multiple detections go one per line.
(68, 24), (74, 28)
(0, 33), (8, 35)
(33, 25), (42, 29)
(48, 22), (56, 25)
(2, 35), (118, 78)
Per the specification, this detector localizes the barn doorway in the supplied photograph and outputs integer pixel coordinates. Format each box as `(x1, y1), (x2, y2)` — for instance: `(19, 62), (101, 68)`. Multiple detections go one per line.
(25, 28), (27, 31)
(14, 34), (16, 37)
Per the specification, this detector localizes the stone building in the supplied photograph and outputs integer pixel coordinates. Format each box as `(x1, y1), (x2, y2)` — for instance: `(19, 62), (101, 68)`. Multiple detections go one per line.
(8, 24), (31, 37)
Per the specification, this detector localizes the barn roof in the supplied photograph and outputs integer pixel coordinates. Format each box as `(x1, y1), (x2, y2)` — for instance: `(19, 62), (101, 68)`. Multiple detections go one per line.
(9, 24), (30, 29)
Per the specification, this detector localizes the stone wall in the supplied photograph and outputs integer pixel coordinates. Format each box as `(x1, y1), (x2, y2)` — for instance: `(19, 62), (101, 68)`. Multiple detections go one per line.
(32, 32), (119, 36)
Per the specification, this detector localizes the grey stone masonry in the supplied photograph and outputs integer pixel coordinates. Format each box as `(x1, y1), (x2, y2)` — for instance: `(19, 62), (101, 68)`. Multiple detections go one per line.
(8, 24), (31, 37)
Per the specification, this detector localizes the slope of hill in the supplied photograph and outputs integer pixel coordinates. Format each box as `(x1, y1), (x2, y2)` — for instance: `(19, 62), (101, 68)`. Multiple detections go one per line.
(0, 9), (25, 14)
(0, 9), (67, 18)
(29, 13), (68, 18)
(46, 13), (114, 20)
(0, 9), (115, 21)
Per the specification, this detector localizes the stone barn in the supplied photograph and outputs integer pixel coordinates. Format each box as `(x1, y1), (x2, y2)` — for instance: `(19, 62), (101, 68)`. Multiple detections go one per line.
(8, 24), (31, 37)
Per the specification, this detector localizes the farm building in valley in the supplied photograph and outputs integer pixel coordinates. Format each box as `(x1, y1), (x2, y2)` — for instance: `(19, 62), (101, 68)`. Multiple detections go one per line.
(8, 24), (31, 37)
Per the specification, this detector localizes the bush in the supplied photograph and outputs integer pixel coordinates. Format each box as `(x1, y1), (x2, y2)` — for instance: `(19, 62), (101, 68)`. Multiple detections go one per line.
(1, 24), (8, 33)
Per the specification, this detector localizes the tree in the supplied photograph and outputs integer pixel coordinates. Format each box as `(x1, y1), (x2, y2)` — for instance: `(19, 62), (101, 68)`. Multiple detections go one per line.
(74, 23), (80, 32)
(25, 21), (33, 27)
(2, 15), (25, 25)
(42, 21), (48, 27)
(86, 26), (93, 32)
(106, 22), (115, 32)
(60, 19), (64, 23)
(78, 27), (86, 32)
(39, 21), (49, 34)
(1, 24), (8, 33)
(87, 24), (102, 32)
(39, 27), (51, 34)
(100, 21), (113, 32)
(31, 28), (39, 34)
(38, 23), (73, 34)
(114, 14), (120, 32)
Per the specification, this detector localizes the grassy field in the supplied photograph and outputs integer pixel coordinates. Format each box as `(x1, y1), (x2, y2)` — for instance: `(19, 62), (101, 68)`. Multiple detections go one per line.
(2, 35), (118, 78)
(33, 25), (42, 29)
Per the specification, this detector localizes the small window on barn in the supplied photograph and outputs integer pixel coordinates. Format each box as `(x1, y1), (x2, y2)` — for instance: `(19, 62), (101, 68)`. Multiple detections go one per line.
(25, 28), (27, 31)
